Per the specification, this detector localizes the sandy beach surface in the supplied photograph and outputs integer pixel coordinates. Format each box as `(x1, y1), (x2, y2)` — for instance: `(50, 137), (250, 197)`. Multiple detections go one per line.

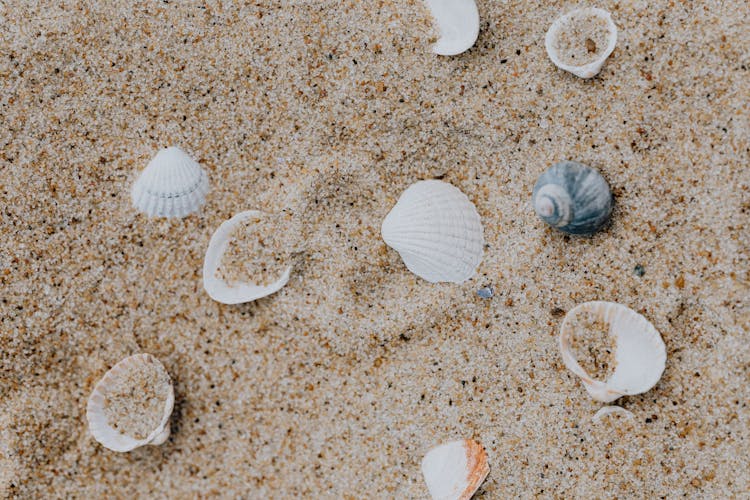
(1, 0), (748, 497)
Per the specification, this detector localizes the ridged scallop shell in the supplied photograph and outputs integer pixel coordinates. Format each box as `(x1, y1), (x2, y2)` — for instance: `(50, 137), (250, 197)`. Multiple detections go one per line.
(559, 301), (667, 403)
(421, 439), (489, 500)
(545, 8), (617, 79)
(532, 161), (613, 235)
(86, 354), (174, 452)
(203, 210), (292, 304)
(424, 0), (480, 56)
(131, 146), (209, 218)
(381, 180), (484, 283)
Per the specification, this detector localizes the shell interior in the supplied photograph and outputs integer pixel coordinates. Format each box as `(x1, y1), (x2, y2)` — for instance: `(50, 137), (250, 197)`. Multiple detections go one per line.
(421, 439), (489, 500)
(424, 0), (480, 56)
(544, 8), (618, 78)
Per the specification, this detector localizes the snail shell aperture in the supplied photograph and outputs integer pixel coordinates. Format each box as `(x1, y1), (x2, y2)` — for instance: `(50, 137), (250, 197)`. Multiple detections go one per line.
(532, 161), (613, 235)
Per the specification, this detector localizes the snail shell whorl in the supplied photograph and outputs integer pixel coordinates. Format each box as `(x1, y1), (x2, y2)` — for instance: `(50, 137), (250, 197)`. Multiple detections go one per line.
(533, 183), (573, 228)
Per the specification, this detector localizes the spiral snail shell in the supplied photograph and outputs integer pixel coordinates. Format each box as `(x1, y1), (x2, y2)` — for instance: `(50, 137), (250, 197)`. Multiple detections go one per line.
(532, 161), (613, 235)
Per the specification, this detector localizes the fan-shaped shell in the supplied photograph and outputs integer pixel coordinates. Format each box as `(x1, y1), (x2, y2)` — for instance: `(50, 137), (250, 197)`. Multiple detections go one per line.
(532, 161), (613, 235)
(86, 354), (174, 452)
(559, 301), (667, 403)
(424, 0), (480, 56)
(381, 180), (484, 283)
(545, 7), (617, 79)
(203, 210), (292, 304)
(421, 439), (489, 500)
(131, 146), (209, 218)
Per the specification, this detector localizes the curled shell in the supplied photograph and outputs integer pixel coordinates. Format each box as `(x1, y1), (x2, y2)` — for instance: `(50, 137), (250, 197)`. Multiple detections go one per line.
(424, 0), (480, 56)
(545, 7), (617, 79)
(532, 161), (613, 235)
(421, 439), (489, 500)
(560, 301), (667, 403)
(86, 354), (174, 452)
(381, 180), (484, 283)
(131, 146), (209, 218)
(203, 210), (292, 304)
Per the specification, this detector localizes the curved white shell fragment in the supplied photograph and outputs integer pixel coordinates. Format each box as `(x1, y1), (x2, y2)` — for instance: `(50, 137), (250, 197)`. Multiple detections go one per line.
(560, 301), (667, 403)
(592, 405), (634, 423)
(545, 8), (617, 78)
(131, 146), (209, 218)
(203, 210), (292, 304)
(424, 0), (480, 56)
(381, 180), (484, 283)
(422, 439), (489, 500)
(86, 354), (174, 452)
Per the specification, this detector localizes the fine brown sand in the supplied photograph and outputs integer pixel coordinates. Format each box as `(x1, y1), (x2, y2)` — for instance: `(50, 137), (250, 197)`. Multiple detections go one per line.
(1, 0), (748, 498)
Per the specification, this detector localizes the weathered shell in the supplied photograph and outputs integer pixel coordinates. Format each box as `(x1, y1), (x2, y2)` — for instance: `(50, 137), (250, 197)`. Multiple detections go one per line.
(131, 146), (209, 218)
(422, 439), (489, 500)
(545, 7), (617, 78)
(86, 354), (174, 452)
(592, 405), (634, 423)
(559, 301), (667, 403)
(202, 210), (292, 304)
(424, 0), (480, 56)
(381, 180), (484, 283)
(532, 161), (613, 235)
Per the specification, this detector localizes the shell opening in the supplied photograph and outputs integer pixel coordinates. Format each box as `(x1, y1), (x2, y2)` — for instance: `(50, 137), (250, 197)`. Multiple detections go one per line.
(545, 8), (618, 78)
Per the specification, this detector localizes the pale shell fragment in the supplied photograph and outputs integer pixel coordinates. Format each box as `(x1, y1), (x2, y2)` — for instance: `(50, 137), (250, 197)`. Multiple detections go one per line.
(545, 8), (618, 78)
(592, 405), (634, 423)
(424, 0), (480, 56)
(381, 180), (484, 283)
(421, 439), (489, 500)
(86, 354), (174, 452)
(131, 146), (209, 218)
(202, 210), (292, 304)
(560, 301), (666, 403)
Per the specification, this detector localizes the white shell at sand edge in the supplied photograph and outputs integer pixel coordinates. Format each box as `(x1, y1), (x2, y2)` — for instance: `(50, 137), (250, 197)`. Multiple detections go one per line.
(202, 210), (292, 305)
(86, 354), (174, 452)
(381, 180), (484, 283)
(559, 301), (666, 403)
(545, 8), (617, 79)
(131, 146), (209, 218)
(424, 0), (479, 56)
(421, 439), (489, 500)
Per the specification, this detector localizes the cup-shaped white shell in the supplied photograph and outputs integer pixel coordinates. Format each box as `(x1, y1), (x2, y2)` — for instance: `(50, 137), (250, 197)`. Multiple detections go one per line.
(381, 180), (484, 283)
(545, 8), (617, 79)
(131, 146), (209, 218)
(86, 354), (174, 452)
(203, 210), (292, 304)
(422, 439), (489, 500)
(424, 0), (480, 56)
(560, 301), (666, 403)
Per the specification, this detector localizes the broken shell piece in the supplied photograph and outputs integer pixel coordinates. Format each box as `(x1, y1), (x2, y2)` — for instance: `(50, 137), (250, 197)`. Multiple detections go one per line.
(381, 180), (484, 283)
(86, 354), (174, 452)
(203, 210), (292, 304)
(131, 146), (209, 218)
(545, 8), (617, 78)
(424, 0), (480, 56)
(592, 405), (634, 423)
(560, 301), (666, 403)
(422, 439), (489, 500)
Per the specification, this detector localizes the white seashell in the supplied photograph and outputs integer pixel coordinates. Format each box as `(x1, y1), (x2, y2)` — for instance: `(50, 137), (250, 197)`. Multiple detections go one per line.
(545, 8), (617, 79)
(131, 146), (209, 218)
(592, 405), (634, 423)
(86, 354), (174, 452)
(424, 0), (480, 56)
(381, 180), (484, 283)
(203, 210), (292, 304)
(421, 439), (489, 500)
(559, 301), (666, 403)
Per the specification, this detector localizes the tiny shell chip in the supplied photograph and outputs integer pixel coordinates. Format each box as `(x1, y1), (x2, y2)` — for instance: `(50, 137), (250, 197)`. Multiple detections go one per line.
(421, 439), (489, 500)
(131, 146), (209, 218)
(381, 180), (484, 283)
(545, 8), (618, 78)
(424, 0), (480, 56)
(592, 405), (634, 423)
(203, 210), (292, 304)
(559, 301), (667, 403)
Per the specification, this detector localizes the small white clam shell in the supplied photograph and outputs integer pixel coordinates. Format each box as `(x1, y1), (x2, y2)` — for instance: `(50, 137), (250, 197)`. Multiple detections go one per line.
(422, 439), (489, 500)
(592, 405), (634, 423)
(131, 146), (209, 218)
(86, 354), (174, 452)
(424, 0), (480, 56)
(560, 301), (667, 403)
(381, 180), (484, 283)
(545, 8), (617, 79)
(203, 210), (292, 304)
